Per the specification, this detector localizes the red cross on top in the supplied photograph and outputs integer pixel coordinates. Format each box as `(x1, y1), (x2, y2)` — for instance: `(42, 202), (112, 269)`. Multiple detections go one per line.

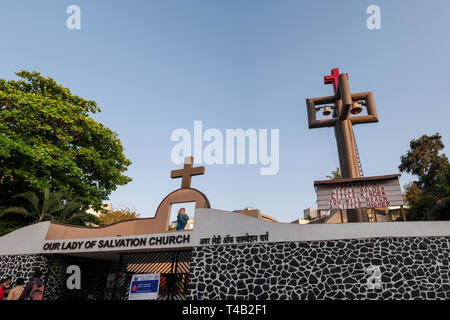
(324, 68), (348, 94)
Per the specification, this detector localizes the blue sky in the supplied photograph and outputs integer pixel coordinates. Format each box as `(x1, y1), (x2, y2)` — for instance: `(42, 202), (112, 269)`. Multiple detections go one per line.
(1, 0), (449, 222)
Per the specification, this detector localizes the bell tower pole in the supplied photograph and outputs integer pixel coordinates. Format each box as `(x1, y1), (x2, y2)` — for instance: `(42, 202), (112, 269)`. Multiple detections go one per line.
(330, 72), (367, 222)
(334, 118), (360, 179)
(326, 71), (362, 180)
(307, 68), (379, 222)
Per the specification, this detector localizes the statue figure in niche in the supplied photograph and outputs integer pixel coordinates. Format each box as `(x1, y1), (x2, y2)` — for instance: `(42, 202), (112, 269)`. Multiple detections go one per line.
(176, 208), (190, 230)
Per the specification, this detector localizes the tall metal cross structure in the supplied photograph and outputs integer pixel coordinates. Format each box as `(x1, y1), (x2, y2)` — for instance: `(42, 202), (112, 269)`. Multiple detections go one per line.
(306, 68), (379, 222)
(171, 156), (205, 189)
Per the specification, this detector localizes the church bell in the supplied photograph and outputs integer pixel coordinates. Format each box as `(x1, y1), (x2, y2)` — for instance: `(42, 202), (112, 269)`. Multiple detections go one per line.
(322, 106), (331, 116)
(350, 101), (363, 115)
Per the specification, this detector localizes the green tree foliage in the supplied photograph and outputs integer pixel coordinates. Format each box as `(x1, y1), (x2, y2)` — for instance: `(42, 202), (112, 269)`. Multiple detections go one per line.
(326, 167), (341, 180)
(399, 133), (448, 189)
(0, 188), (100, 230)
(403, 182), (422, 205)
(399, 133), (450, 220)
(0, 71), (132, 211)
(98, 207), (140, 226)
(0, 215), (29, 237)
(432, 167), (450, 218)
(407, 167), (450, 221)
(55, 199), (101, 225)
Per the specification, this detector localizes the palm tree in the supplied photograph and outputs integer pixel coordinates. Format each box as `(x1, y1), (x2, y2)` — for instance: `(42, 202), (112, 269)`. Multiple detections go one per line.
(1, 189), (63, 223)
(326, 167), (342, 180)
(0, 188), (91, 224)
(52, 199), (92, 224)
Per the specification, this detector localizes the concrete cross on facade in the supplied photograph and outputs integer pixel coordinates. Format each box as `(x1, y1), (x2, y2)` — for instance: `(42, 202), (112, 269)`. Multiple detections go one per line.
(171, 156), (205, 189)
(306, 68), (379, 222)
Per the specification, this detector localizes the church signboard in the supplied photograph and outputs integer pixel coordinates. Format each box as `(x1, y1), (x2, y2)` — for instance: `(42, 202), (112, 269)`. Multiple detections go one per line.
(314, 174), (404, 211)
(128, 274), (160, 300)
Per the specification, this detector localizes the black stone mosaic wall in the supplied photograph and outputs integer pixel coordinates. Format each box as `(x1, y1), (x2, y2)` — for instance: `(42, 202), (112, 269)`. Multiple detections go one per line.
(0, 254), (48, 292)
(0, 254), (112, 300)
(1, 237), (449, 300)
(187, 237), (450, 300)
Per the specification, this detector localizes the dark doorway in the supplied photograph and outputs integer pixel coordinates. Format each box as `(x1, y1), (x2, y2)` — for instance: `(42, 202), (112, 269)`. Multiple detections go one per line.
(112, 250), (192, 300)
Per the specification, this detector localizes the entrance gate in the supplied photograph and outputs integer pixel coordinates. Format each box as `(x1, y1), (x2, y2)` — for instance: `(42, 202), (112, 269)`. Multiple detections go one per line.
(112, 250), (192, 300)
